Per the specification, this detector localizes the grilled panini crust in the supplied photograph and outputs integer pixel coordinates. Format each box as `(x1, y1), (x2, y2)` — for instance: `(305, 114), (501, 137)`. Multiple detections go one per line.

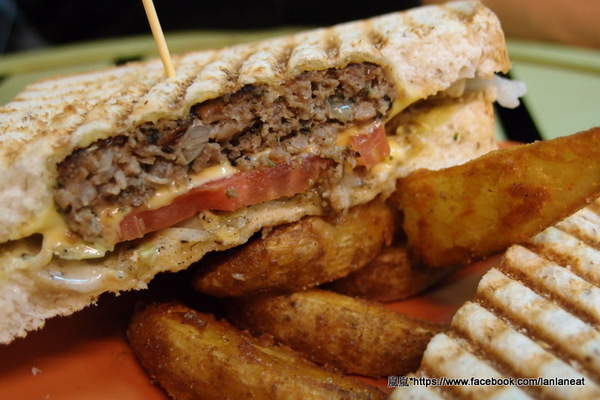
(392, 197), (600, 400)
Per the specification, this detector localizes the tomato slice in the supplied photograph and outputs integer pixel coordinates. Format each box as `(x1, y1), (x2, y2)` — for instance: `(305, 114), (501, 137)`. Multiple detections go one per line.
(119, 156), (328, 241)
(349, 123), (390, 168)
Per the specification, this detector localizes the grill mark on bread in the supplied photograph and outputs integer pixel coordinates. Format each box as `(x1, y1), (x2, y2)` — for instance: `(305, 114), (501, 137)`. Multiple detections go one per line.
(177, 50), (222, 103)
(237, 41), (288, 82)
(451, 300), (597, 399)
(88, 82), (155, 125)
(225, 42), (263, 84)
(414, 335), (461, 399)
(195, 45), (259, 93)
(497, 246), (600, 328)
(277, 41), (296, 77)
(15, 64), (149, 108)
(153, 68), (203, 114)
(363, 20), (388, 51)
(324, 27), (340, 60)
(524, 228), (600, 287)
(473, 274), (600, 383)
(555, 208), (600, 251)
(524, 244), (600, 290)
(442, 0), (478, 24)
(446, 334), (544, 400)
(394, 201), (600, 399)
(446, 307), (536, 387)
(402, 14), (436, 40)
(419, 331), (536, 399)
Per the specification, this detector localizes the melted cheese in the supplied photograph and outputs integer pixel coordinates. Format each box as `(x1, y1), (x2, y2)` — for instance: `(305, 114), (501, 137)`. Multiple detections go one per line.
(38, 208), (109, 260)
(387, 94), (415, 122)
(371, 138), (407, 177)
(37, 163), (240, 262)
(402, 101), (460, 136)
(335, 126), (363, 147)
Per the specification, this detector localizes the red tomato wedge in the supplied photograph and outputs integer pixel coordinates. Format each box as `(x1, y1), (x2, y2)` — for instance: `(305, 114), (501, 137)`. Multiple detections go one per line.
(349, 123), (390, 168)
(119, 156), (328, 241)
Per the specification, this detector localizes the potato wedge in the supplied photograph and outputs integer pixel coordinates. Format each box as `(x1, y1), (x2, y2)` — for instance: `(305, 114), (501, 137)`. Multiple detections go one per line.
(127, 302), (386, 400)
(224, 289), (446, 378)
(395, 127), (600, 267)
(325, 238), (457, 302)
(194, 197), (397, 297)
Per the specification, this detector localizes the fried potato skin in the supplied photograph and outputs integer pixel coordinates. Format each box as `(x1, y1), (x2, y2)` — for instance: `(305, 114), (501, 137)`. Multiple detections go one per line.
(193, 197), (397, 297)
(395, 127), (600, 267)
(224, 289), (446, 378)
(325, 238), (457, 302)
(127, 302), (386, 400)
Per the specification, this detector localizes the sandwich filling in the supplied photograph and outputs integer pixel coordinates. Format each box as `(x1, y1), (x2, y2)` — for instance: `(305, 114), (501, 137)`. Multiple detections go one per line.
(53, 63), (397, 249)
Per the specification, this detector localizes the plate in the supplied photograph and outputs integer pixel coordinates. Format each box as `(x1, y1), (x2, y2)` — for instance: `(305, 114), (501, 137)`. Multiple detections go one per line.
(0, 27), (595, 399)
(0, 255), (501, 399)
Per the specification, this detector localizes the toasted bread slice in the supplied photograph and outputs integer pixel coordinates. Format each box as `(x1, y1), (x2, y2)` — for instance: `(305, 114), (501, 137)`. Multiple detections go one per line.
(392, 197), (600, 399)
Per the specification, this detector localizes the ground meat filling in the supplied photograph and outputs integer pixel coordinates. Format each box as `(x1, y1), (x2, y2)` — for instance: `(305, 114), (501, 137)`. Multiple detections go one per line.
(54, 63), (396, 242)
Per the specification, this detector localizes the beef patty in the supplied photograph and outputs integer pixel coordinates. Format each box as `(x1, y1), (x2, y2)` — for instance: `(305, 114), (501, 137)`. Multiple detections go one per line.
(54, 63), (396, 242)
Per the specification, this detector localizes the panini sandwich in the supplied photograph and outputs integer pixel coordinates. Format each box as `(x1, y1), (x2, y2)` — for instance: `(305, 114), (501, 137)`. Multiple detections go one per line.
(0, 0), (518, 343)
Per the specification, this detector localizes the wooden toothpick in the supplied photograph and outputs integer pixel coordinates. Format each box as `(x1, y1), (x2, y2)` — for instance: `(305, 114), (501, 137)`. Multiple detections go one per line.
(142, 0), (176, 78)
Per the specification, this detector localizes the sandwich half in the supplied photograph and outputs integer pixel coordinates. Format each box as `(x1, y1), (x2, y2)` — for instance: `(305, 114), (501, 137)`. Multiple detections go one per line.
(0, 0), (515, 343)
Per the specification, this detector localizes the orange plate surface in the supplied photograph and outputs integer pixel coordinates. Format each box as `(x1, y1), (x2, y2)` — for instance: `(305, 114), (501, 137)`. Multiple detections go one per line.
(0, 255), (501, 399)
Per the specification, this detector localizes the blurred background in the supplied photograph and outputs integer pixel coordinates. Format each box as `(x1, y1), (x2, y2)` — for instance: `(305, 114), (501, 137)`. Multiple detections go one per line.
(3, 0), (600, 54)
(1, 0), (420, 54)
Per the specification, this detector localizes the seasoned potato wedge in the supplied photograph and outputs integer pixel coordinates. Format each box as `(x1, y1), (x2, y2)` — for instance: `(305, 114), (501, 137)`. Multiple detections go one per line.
(224, 289), (446, 378)
(395, 127), (600, 267)
(325, 238), (457, 302)
(127, 302), (386, 400)
(194, 197), (397, 297)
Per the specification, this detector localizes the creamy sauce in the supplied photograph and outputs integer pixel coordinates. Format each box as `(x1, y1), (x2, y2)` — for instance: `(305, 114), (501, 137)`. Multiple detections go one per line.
(370, 138), (407, 177)
(189, 164), (239, 188)
(38, 208), (111, 260)
(335, 126), (363, 147)
(43, 266), (110, 293)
